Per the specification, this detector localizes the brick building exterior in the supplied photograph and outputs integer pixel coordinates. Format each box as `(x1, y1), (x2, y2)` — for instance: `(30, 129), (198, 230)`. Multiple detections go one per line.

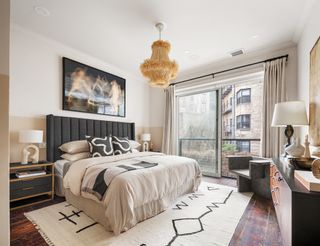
(221, 81), (263, 177)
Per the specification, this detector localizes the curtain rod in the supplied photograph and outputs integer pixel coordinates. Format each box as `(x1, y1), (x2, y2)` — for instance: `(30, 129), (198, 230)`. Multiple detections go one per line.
(169, 54), (288, 86)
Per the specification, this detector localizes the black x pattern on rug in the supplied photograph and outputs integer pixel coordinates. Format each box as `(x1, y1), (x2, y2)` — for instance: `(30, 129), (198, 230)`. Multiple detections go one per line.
(58, 207), (98, 233)
(166, 187), (234, 246)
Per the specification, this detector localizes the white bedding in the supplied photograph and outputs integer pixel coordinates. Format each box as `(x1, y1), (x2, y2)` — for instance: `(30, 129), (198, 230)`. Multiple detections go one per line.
(54, 159), (69, 197)
(64, 152), (201, 234)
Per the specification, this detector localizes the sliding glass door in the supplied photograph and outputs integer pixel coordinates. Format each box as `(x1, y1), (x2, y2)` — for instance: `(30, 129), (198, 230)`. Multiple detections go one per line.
(177, 90), (220, 177)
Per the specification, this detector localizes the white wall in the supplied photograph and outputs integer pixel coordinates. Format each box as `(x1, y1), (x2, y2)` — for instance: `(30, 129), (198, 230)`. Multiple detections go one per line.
(10, 25), (150, 127)
(0, 0), (10, 244)
(297, 0), (320, 140)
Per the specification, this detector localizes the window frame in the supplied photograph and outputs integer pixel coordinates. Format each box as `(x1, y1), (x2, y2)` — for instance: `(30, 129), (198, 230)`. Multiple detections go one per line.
(236, 114), (251, 130)
(236, 140), (251, 152)
(236, 88), (251, 104)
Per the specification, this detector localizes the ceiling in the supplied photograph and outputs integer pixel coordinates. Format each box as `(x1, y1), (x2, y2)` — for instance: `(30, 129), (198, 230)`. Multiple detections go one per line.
(11, 0), (315, 78)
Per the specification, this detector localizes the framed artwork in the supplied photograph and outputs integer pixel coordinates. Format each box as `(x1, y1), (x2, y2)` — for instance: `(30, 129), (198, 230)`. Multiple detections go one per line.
(63, 57), (126, 117)
(309, 37), (320, 146)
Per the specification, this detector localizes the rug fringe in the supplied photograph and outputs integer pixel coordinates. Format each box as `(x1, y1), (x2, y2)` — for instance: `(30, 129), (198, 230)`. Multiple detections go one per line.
(25, 213), (55, 246)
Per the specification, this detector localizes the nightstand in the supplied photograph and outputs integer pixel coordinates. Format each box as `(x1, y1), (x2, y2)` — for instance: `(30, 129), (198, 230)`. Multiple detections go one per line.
(10, 161), (54, 210)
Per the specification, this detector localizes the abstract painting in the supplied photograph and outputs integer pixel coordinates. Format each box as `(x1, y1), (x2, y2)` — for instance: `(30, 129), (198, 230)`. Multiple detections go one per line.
(309, 37), (320, 146)
(63, 58), (125, 117)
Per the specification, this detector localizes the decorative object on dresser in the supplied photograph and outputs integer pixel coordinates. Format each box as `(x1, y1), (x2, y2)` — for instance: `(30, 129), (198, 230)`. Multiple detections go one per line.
(312, 159), (320, 179)
(141, 133), (151, 152)
(63, 57), (126, 117)
(271, 101), (308, 155)
(10, 161), (54, 210)
(289, 157), (315, 170)
(140, 22), (178, 88)
(19, 130), (43, 164)
(271, 159), (320, 246)
(309, 36), (320, 157)
(303, 134), (311, 158)
(284, 137), (305, 157)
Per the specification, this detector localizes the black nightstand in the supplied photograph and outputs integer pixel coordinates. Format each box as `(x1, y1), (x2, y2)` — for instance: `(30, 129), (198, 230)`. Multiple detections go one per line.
(10, 161), (55, 210)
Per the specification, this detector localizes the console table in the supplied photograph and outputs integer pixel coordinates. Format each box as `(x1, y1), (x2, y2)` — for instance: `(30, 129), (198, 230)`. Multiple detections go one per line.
(271, 158), (320, 246)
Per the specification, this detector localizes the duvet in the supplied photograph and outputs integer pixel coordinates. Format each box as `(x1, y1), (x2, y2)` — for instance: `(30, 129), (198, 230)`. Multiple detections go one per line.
(63, 152), (201, 234)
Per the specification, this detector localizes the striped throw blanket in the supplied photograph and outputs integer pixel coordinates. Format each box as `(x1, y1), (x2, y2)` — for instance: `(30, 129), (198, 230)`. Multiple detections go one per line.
(81, 161), (158, 200)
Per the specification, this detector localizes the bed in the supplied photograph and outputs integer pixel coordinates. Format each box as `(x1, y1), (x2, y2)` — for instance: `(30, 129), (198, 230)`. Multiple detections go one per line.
(46, 114), (201, 235)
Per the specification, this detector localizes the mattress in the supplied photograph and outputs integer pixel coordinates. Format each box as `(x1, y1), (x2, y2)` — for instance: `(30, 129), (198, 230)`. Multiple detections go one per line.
(54, 159), (69, 197)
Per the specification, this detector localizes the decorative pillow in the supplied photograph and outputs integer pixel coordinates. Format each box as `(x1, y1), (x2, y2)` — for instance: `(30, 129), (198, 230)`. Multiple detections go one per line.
(129, 140), (141, 149)
(86, 136), (114, 157)
(61, 152), (90, 162)
(112, 136), (132, 155)
(59, 140), (89, 154)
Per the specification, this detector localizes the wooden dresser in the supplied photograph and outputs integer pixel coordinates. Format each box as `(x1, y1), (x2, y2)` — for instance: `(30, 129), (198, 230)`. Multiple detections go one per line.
(271, 158), (320, 246)
(10, 161), (54, 210)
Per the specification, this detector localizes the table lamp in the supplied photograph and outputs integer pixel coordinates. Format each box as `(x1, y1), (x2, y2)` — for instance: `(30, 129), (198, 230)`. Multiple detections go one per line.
(141, 133), (151, 152)
(271, 101), (308, 155)
(19, 130), (43, 164)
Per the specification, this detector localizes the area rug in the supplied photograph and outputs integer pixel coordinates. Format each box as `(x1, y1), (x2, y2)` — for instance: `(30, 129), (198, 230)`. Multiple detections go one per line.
(25, 182), (252, 246)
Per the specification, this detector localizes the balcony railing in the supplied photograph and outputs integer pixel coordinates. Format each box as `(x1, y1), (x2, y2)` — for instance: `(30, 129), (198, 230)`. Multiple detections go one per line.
(222, 105), (232, 114)
(178, 138), (261, 177)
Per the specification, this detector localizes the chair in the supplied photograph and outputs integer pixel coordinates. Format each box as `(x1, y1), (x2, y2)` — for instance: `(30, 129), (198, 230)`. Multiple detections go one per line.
(228, 156), (271, 199)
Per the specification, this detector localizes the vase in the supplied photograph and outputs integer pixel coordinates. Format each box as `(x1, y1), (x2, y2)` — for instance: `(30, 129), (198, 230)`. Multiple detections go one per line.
(285, 137), (305, 157)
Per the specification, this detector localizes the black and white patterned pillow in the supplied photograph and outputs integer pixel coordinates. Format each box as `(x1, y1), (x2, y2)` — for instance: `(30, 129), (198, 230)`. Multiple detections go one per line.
(86, 136), (114, 157)
(112, 136), (132, 155)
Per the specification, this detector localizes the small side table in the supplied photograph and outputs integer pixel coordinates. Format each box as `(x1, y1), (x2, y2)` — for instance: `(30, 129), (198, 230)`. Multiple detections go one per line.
(10, 161), (54, 210)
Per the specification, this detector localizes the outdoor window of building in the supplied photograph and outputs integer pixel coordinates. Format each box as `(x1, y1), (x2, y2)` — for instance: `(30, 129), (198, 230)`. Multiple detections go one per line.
(236, 114), (251, 129)
(236, 88), (251, 104)
(236, 141), (250, 152)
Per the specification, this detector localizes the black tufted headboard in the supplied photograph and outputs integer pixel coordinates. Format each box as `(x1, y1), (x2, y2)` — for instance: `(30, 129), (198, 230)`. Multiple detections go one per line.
(46, 114), (135, 162)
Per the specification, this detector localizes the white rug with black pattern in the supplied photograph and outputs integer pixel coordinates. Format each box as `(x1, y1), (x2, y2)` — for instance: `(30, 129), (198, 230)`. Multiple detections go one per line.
(25, 182), (252, 246)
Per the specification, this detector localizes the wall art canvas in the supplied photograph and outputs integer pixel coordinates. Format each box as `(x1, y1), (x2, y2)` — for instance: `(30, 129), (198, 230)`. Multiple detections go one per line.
(63, 57), (126, 117)
(309, 37), (320, 146)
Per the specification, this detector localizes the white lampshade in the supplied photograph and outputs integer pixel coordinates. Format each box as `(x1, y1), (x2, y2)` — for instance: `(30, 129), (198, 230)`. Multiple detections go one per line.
(141, 133), (151, 142)
(271, 101), (308, 127)
(19, 130), (43, 143)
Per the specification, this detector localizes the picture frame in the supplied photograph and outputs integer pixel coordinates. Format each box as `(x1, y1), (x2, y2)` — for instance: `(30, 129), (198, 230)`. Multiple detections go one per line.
(62, 57), (126, 117)
(309, 36), (320, 146)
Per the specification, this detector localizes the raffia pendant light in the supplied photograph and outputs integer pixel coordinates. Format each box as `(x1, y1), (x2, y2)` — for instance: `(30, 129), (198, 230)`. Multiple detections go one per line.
(140, 22), (178, 88)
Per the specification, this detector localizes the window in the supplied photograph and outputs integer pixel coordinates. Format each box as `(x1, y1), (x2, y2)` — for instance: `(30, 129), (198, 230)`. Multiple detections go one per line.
(236, 114), (251, 129)
(236, 88), (251, 104)
(236, 141), (250, 152)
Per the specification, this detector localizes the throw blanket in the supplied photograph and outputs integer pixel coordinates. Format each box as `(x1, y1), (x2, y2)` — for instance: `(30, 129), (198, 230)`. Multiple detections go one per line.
(82, 161), (158, 200)
(64, 152), (201, 235)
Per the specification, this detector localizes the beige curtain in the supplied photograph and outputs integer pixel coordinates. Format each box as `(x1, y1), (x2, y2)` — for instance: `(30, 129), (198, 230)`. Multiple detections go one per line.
(261, 57), (287, 158)
(162, 86), (175, 154)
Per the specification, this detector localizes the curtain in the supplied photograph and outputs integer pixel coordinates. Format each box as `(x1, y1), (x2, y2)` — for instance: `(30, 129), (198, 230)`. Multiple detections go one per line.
(162, 86), (175, 154)
(261, 57), (287, 158)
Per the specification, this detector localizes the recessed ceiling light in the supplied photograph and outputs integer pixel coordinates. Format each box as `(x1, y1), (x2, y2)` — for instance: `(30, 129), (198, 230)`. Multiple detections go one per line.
(184, 50), (190, 54)
(34, 6), (50, 17)
(252, 35), (259, 39)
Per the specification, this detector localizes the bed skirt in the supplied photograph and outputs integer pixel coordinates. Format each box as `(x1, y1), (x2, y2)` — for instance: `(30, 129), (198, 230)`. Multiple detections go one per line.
(64, 178), (200, 234)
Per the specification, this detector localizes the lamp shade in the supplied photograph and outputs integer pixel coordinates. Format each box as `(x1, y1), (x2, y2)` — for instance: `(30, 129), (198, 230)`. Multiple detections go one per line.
(271, 101), (308, 126)
(19, 130), (43, 143)
(141, 133), (151, 142)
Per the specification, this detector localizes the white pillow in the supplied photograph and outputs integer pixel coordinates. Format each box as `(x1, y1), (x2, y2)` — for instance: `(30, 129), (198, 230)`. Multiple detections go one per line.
(59, 140), (89, 154)
(131, 149), (139, 153)
(61, 152), (90, 161)
(129, 140), (141, 149)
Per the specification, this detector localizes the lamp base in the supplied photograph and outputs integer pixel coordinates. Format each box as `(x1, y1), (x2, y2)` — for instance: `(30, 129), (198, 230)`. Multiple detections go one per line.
(284, 125), (294, 156)
(142, 141), (149, 152)
(21, 144), (39, 164)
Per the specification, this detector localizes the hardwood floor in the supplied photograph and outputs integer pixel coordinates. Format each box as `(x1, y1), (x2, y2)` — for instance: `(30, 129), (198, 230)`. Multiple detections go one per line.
(10, 177), (282, 246)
